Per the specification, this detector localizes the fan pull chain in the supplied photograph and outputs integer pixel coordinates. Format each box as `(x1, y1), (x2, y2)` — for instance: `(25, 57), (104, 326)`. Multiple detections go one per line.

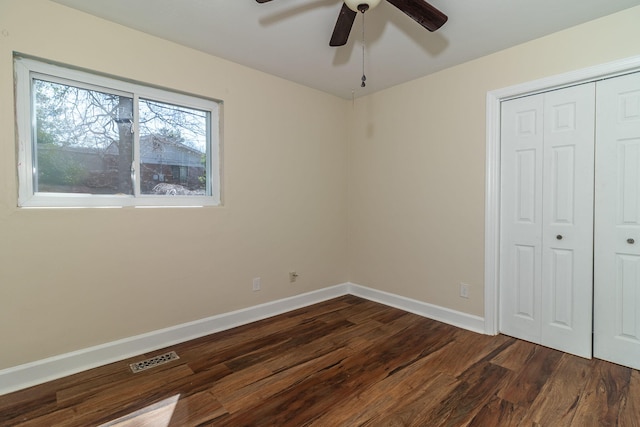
(361, 11), (366, 88)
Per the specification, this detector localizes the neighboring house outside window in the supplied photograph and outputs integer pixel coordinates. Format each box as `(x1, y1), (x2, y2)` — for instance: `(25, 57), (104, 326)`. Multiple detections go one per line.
(14, 56), (222, 207)
(106, 135), (206, 194)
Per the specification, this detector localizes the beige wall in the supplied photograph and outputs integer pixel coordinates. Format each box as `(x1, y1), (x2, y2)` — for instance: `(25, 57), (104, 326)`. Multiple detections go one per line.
(0, 0), (349, 370)
(348, 6), (640, 317)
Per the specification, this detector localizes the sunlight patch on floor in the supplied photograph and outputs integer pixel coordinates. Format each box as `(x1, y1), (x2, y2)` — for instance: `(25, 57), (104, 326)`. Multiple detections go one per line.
(99, 394), (180, 427)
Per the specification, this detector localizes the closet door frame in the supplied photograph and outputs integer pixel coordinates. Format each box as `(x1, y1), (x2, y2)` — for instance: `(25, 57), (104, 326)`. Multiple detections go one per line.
(484, 55), (640, 335)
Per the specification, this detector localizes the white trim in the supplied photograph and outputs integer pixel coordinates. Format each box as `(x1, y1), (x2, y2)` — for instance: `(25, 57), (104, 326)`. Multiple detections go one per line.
(0, 283), (484, 396)
(484, 54), (640, 336)
(484, 92), (501, 335)
(348, 283), (486, 334)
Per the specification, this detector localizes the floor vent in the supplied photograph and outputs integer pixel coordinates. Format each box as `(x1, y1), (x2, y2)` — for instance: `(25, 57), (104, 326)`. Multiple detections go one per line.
(129, 351), (180, 373)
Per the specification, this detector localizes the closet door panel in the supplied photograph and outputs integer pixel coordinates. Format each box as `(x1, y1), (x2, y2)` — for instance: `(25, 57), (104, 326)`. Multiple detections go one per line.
(500, 84), (594, 358)
(500, 95), (544, 344)
(595, 72), (640, 369)
(541, 84), (595, 358)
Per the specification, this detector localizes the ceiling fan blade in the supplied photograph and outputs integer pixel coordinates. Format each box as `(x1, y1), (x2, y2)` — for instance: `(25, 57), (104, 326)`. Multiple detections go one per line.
(330, 3), (357, 47)
(256, 0), (273, 3)
(386, 0), (448, 32)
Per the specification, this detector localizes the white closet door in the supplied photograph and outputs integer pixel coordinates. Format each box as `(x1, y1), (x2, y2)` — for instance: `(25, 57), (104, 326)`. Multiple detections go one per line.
(500, 84), (595, 358)
(540, 85), (594, 358)
(594, 72), (640, 369)
(500, 94), (544, 344)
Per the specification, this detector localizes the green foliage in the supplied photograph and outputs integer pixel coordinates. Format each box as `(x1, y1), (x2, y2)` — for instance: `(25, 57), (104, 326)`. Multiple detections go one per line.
(37, 145), (89, 186)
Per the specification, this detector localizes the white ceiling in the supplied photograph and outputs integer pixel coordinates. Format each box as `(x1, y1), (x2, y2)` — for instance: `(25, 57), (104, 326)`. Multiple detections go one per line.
(51, 0), (640, 99)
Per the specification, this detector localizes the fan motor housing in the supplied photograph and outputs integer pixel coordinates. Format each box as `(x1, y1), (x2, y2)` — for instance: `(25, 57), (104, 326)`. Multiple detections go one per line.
(344, 0), (382, 13)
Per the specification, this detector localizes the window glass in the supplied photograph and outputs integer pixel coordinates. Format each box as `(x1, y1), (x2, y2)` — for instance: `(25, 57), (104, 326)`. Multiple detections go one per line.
(34, 79), (134, 195)
(138, 99), (208, 196)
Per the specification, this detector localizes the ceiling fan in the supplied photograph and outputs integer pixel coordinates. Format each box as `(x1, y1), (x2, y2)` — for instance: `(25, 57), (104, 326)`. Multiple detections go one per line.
(256, 0), (448, 47)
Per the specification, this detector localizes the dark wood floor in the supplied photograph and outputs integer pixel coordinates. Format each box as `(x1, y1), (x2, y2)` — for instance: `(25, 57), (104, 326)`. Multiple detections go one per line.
(1, 295), (639, 426)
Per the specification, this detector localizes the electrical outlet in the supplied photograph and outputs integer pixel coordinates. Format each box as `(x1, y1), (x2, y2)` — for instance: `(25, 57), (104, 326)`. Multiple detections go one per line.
(460, 283), (470, 299)
(252, 277), (261, 292)
(289, 271), (298, 283)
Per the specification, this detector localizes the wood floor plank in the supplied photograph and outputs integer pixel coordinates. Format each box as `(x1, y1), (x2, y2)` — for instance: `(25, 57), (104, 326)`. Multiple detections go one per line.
(185, 318), (350, 373)
(307, 344), (454, 426)
(490, 337), (538, 371)
(371, 354), (511, 427)
(0, 389), (57, 425)
(344, 299), (408, 325)
(467, 395), (529, 426)
(2, 296), (640, 426)
(497, 345), (564, 406)
(212, 345), (356, 415)
(525, 353), (592, 425)
(433, 361), (511, 426)
(570, 359), (632, 426)
(363, 372), (461, 427)
(263, 319), (384, 374)
(223, 318), (354, 372)
(421, 328), (513, 377)
(11, 406), (78, 427)
(619, 369), (640, 427)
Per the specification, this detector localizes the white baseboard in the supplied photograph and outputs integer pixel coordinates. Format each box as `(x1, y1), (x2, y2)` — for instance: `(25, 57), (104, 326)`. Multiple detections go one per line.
(347, 283), (486, 334)
(0, 282), (484, 396)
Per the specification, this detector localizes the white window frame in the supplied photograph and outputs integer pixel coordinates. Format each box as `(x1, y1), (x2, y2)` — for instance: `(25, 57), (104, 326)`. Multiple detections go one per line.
(15, 56), (222, 208)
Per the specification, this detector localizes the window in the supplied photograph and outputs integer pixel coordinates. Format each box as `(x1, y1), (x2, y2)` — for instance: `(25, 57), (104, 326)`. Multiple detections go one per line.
(15, 56), (222, 207)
